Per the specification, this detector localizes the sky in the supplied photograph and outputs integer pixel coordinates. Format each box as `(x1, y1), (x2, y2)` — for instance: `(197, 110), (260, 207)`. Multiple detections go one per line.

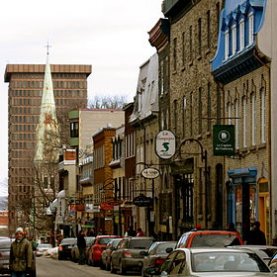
(0, 0), (164, 184)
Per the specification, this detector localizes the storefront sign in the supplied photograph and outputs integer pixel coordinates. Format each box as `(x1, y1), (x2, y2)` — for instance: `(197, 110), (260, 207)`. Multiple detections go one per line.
(156, 130), (176, 159)
(141, 167), (160, 179)
(133, 194), (153, 207)
(213, 125), (235, 156)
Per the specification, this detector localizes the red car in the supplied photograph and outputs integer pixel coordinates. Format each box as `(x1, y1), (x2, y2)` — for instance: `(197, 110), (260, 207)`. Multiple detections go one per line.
(87, 235), (121, 266)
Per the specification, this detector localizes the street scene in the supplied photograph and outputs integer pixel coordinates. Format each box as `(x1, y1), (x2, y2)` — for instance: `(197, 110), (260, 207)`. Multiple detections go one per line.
(1, 0), (277, 276)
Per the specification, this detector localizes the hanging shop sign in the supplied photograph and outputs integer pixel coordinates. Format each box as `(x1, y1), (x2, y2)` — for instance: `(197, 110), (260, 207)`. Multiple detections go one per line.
(141, 167), (160, 179)
(133, 194), (153, 207)
(213, 125), (235, 156)
(155, 130), (176, 159)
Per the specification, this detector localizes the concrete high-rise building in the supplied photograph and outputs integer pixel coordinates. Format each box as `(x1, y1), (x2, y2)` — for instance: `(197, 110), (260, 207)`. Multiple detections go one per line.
(4, 62), (91, 234)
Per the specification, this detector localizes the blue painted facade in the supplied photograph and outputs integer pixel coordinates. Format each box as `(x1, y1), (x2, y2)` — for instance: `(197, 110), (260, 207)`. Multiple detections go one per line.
(212, 0), (267, 84)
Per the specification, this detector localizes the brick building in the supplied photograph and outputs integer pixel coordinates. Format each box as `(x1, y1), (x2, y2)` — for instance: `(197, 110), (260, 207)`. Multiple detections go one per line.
(5, 63), (91, 234)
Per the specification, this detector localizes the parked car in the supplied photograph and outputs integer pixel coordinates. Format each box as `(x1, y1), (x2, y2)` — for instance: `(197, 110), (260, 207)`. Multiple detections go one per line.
(0, 238), (37, 277)
(158, 247), (274, 277)
(268, 250), (277, 273)
(71, 236), (95, 263)
(87, 235), (121, 266)
(174, 229), (243, 249)
(0, 238), (13, 276)
(141, 241), (176, 277)
(35, 243), (53, 257)
(101, 238), (122, 270)
(58, 237), (77, 260)
(228, 245), (277, 264)
(110, 236), (155, 275)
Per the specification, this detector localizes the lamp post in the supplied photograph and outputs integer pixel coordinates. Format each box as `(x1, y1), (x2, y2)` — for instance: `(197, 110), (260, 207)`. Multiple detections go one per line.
(177, 138), (209, 229)
(99, 178), (121, 235)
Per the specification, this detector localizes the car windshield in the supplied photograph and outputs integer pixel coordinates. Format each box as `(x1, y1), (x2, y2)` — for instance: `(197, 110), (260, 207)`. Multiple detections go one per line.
(61, 238), (76, 244)
(192, 234), (240, 247)
(155, 242), (176, 254)
(129, 239), (153, 249)
(98, 238), (113, 245)
(192, 251), (270, 273)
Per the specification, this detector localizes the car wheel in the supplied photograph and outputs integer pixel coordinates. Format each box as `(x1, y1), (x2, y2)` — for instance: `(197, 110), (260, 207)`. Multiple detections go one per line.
(119, 260), (126, 275)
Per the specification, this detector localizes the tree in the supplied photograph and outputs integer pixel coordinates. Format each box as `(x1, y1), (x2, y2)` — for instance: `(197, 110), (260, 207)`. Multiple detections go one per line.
(87, 95), (127, 109)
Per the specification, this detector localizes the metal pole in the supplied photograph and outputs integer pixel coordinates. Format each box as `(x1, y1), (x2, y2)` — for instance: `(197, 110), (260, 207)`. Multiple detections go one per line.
(203, 150), (208, 229)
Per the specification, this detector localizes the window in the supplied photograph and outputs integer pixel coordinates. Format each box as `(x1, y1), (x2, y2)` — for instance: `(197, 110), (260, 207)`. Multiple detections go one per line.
(189, 25), (193, 61)
(207, 10), (211, 49)
(235, 99), (239, 149)
(198, 87), (202, 134)
(242, 97), (247, 148)
(231, 23), (237, 55)
(224, 29), (229, 60)
(251, 93), (256, 145)
(198, 18), (202, 56)
(260, 88), (266, 143)
(173, 38), (177, 71)
(70, 121), (79, 138)
(183, 96), (187, 137)
(190, 92), (193, 136)
(207, 83), (212, 132)
(248, 12), (254, 46)
(239, 18), (245, 51)
(173, 100), (178, 133)
(227, 102), (232, 125)
(182, 32), (185, 67)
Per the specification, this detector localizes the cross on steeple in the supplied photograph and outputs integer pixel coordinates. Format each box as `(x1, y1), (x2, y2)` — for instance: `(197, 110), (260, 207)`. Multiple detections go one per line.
(46, 42), (52, 56)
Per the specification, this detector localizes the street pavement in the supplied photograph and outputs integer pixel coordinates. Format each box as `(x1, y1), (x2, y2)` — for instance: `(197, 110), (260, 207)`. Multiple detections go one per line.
(36, 256), (140, 277)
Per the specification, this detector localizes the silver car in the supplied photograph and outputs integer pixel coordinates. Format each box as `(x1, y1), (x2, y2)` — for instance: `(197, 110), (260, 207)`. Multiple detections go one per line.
(110, 236), (155, 275)
(268, 250), (277, 273)
(159, 247), (275, 277)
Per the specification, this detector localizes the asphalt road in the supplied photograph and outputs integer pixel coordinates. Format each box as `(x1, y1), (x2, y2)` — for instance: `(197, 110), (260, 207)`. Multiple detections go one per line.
(36, 256), (140, 277)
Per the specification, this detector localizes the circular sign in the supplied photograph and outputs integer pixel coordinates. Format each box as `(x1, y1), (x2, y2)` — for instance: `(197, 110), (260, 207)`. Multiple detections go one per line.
(218, 130), (231, 143)
(155, 130), (176, 159)
(141, 167), (160, 179)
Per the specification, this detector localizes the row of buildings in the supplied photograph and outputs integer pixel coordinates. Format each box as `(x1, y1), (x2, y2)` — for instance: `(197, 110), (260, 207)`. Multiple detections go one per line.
(5, 0), (277, 243)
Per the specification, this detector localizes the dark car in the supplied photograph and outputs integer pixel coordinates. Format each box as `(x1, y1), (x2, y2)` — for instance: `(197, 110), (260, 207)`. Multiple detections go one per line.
(110, 236), (155, 275)
(58, 237), (77, 260)
(71, 236), (95, 263)
(141, 241), (176, 277)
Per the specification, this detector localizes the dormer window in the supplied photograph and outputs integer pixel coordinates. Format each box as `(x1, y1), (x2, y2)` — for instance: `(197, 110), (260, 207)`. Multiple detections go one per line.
(224, 29), (229, 60)
(231, 23), (237, 55)
(239, 17), (245, 51)
(248, 11), (254, 46)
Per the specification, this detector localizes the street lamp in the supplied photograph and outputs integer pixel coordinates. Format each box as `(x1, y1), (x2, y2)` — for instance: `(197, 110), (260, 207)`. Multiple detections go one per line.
(176, 138), (209, 229)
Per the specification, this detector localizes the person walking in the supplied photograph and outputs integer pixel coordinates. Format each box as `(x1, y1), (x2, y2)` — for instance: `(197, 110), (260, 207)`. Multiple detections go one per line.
(136, 228), (145, 237)
(246, 221), (266, 245)
(77, 230), (86, 265)
(9, 227), (33, 277)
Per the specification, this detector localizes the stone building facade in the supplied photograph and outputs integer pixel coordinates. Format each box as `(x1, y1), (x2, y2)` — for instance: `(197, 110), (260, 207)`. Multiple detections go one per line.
(162, 0), (225, 238)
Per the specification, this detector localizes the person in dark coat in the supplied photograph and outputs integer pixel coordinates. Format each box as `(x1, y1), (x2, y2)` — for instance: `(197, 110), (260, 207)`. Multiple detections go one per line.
(77, 230), (86, 264)
(246, 221), (266, 245)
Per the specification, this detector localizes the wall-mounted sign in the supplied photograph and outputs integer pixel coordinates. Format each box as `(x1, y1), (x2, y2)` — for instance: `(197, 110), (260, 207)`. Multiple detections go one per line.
(213, 125), (235, 156)
(133, 194), (153, 207)
(141, 167), (160, 179)
(156, 130), (176, 159)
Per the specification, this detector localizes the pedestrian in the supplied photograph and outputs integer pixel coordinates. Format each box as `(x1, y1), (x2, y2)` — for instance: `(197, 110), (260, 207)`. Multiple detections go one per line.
(136, 228), (144, 237)
(77, 230), (86, 265)
(127, 226), (136, 236)
(246, 221), (266, 245)
(9, 227), (33, 277)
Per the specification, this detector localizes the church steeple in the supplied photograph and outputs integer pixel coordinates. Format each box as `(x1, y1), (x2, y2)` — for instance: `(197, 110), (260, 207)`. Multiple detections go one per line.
(34, 46), (60, 164)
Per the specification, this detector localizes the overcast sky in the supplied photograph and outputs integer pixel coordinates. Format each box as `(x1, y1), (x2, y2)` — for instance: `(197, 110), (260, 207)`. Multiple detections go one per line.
(0, 0), (164, 182)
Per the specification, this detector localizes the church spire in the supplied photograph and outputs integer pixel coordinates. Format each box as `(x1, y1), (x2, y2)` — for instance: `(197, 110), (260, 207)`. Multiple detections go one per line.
(34, 46), (60, 164)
